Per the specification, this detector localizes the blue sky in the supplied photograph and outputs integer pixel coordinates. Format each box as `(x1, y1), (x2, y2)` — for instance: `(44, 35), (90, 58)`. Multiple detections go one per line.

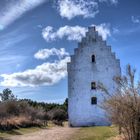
(0, 0), (140, 103)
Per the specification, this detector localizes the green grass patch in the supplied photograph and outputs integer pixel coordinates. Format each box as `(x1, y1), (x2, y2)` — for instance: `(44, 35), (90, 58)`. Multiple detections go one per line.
(69, 126), (118, 140)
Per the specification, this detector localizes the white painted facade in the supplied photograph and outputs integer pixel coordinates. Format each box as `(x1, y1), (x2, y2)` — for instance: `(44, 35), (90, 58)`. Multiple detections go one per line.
(67, 27), (121, 127)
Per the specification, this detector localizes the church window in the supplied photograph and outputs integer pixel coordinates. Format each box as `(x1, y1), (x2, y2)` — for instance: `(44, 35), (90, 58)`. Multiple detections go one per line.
(91, 82), (96, 90)
(91, 97), (97, 105)
(92, 38), (96, 42)
(92, 55), (95, 62)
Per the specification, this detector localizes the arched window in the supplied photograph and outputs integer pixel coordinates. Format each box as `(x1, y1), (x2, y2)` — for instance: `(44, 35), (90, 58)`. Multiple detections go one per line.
(92, 55), (95, 63)
(91, 97), (97, 105)
(91, 82), (96, 90)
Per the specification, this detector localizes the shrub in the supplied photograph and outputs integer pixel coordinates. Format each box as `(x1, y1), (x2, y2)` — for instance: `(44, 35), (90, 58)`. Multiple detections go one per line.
(47, 108), (67, 126)
(0, 100), (47, 130)
(98, 65), (140, 140)
(5, 101), (20, 116)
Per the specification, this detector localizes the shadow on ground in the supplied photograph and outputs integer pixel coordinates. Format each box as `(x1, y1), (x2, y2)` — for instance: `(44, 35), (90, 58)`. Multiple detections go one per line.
(0, 137), (9, 140)
(0, 130), (22, 140)
(0, 129), (22, 135)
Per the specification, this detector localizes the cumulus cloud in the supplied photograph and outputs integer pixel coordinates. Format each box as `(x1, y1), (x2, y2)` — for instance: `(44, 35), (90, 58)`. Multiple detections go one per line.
(42, 24), (111, 42)
(0, 0), (46, 29)
(1, 47), (70, 87)
(1, 56), (70, 87)
(94, 23), (111, 40)
(57, 0), (99, 20)
(42, 25), (87, 42)
(34, 48), (69, 60)
(99, 0), (118, 5)
(0, 23), (111, 87)
(131, 16), (140, 24)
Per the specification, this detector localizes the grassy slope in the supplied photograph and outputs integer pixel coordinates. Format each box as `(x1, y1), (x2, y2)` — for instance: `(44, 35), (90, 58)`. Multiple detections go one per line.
(68, 126), (118, 140)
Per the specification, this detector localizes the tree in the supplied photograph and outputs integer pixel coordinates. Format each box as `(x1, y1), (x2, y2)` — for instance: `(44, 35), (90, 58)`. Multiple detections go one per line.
(0, 88), (16, 101)
(98, 65), (140, 140)
(61, 98), (68, 112)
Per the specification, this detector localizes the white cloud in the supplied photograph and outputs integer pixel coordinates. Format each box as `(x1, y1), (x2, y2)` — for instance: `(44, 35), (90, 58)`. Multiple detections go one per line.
(42, 25), (87, 42)
(0, 0), (46, 29)
(57, 0), (99, 20)
(42, 24), (111, 42)
(34, 48), (69, 60)
(131, 16), (140, 24)
(1, 56), (70, 87)
(0, 23), (111, 87)
(1, 47), (70, 87)
(99, 0), (118, 5)
(94, 23), (111, 40)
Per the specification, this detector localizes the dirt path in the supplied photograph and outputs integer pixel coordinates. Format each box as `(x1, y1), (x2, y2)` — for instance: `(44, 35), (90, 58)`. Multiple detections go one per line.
(8, 126), (79, 140)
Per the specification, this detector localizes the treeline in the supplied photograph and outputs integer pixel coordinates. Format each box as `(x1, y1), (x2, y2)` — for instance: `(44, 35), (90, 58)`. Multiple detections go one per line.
(20, 98), (68, 113)
(0, 88), (68, 130)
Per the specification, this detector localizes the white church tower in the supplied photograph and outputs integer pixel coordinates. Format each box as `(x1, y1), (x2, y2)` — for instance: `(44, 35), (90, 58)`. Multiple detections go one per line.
(67, 26), (121, 127)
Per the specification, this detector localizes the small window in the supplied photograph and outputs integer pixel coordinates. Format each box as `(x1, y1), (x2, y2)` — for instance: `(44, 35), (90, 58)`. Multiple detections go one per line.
(91, 82), (96, 90)
(91, 97), (97, 105)
(92, 38), (96, 42)
(92, 55), (95, 63)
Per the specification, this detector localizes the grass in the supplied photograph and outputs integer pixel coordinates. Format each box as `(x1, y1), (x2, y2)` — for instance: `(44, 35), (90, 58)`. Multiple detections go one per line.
(0, 121), (57, 139)
(0, 127), (42, 138)
(0, 122), (118, 140)
(68, 126), (118, 140)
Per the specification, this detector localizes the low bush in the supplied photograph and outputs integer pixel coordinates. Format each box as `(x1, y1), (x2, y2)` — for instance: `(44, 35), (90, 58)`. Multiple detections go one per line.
(0, 100), (47, 130)
(0, 88), (68, 130)
(47, 108), (67, 126)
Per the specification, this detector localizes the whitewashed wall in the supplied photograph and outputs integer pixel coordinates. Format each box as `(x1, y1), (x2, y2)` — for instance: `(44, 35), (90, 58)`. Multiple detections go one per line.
(67, 27), (121, 127)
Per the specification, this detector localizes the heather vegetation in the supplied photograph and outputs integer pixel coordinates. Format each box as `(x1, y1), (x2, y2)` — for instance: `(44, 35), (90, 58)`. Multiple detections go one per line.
(0, 89), (68, 131)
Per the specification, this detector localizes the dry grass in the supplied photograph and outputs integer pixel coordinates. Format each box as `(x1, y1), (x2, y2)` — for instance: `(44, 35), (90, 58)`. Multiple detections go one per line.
(1, 116), (30, 126)
(0, 115), (44, 131)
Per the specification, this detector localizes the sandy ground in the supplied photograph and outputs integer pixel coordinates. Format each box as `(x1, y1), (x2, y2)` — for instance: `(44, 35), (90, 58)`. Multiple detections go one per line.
(7, 126), (79, 140)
